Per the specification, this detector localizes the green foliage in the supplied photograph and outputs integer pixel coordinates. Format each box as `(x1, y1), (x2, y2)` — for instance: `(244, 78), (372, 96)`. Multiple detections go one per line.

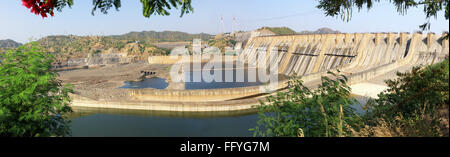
(251, 71), (359, 137)
(92, 0), (121, 15)
(140, 0), (193, 18)
(362, 59), (449, 136)
(316, 0), (449, 37)
(0, 42), (73, 137)
(52, 0), (193, 18)
(368, 59), (448, 117)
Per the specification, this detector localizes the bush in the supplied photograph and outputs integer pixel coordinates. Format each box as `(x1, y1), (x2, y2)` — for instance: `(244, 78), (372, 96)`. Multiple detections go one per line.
(0, 42), (73, 137)
(361, 59), (449, 137)
(250, 71), (359, 137)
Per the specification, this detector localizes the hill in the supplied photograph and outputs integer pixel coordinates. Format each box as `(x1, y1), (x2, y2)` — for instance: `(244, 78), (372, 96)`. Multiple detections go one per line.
(258, 27), (297, 35)
(112, 31), (213, 43)
(256, 27), (341, 35)
(0, 39), (22, 52)
(33, 31), (214, 61)
(298, 27), (341, 34)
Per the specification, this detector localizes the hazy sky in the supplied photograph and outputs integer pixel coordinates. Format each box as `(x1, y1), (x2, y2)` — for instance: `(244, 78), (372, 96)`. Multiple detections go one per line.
(1, 0), (448, 43)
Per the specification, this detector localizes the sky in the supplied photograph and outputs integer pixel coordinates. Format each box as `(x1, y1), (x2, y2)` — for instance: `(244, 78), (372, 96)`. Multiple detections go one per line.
(0, 0), (449, 43)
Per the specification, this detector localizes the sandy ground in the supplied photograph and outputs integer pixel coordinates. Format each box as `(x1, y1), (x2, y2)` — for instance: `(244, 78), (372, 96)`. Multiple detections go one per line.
(57, 61), (172, 101)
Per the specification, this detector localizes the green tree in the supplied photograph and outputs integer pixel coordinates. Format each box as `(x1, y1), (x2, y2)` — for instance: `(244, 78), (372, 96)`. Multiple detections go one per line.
(0, 42), (73, 137)
(317, 0), (449, 37)
(24, 0), (193, 19)
(250, 71), (359, 137)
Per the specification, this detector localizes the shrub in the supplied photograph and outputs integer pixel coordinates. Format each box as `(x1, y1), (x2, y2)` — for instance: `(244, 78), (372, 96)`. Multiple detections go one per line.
(0, 42), (73, 137)
(362, 59), (449, 137)
(250, 71), (359, 137)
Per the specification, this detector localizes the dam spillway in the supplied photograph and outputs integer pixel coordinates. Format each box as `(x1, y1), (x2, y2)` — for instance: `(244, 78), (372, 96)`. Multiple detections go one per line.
(71, 32), (448, 112)
(240, 32), (448, 84)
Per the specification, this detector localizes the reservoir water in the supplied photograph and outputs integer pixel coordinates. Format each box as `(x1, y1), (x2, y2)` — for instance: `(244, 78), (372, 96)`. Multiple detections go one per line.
(68, 107), (259, 137)
(68, 96), (368, 137)
(120, 69), (287, 90)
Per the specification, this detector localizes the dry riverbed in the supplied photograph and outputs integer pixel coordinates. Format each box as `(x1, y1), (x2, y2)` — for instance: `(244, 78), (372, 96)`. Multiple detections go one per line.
(58, 61), (172, 101)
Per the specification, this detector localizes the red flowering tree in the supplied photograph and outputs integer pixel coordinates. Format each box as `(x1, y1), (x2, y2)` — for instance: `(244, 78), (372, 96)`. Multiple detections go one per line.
(22, 0), (56, 18)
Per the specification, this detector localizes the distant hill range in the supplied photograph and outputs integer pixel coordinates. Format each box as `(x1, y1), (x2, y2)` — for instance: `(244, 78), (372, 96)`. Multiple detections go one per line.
(0, 39), (22, 52)
(110, 31), (213, 42)
(257, 27), (341, 35)
(298, 27), (341, 34)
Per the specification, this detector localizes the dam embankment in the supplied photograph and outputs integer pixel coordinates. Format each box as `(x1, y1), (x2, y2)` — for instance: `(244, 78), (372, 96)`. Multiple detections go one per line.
(67, 32), (448, 112)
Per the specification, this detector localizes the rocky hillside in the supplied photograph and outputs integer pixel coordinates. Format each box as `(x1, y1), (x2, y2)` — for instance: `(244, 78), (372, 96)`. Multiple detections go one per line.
(33, 31), (214, 61)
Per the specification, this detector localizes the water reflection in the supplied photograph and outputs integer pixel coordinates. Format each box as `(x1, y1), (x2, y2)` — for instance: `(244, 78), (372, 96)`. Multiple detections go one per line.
(68, 106), (257, 119)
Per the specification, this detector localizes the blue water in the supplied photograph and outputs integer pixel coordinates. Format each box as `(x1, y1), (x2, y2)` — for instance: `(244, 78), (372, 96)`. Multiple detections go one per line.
(185, 70), (267, 89)
(120, 77), (169, 89)
(120, 69), (285, 90)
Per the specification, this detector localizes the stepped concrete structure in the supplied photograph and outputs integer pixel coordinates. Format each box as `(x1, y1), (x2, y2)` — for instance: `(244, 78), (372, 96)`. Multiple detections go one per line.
(71, 32), (448, 112)
(240, 32), (448, 85)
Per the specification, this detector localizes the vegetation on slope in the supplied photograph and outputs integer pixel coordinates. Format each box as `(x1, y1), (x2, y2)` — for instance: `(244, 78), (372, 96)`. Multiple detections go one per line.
(251, 71), (359, 137)
(358, 59), (449, 136)
(253, 59), (449, 137)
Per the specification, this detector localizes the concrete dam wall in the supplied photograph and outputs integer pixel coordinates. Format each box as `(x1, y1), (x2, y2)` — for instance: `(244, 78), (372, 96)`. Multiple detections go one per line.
(91, 32), (447, 112)
(240, 32), (448, 84)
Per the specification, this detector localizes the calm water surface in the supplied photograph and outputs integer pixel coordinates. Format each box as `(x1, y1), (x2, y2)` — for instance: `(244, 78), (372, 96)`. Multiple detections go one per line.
(120, 69), (287, 90)
(69, 96), (369, 137)
(69, 108), (259, 137)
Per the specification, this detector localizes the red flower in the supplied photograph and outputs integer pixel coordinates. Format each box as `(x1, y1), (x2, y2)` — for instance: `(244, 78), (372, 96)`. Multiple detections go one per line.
(22, 0), (55, 18)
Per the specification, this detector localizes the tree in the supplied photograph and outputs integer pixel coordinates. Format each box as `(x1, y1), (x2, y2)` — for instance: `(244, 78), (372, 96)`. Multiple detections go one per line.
(0, 42), (73, 137)
(250, 71), (359, 137)
(317, 0), (449, 37)
(22, 0), (193, 18)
